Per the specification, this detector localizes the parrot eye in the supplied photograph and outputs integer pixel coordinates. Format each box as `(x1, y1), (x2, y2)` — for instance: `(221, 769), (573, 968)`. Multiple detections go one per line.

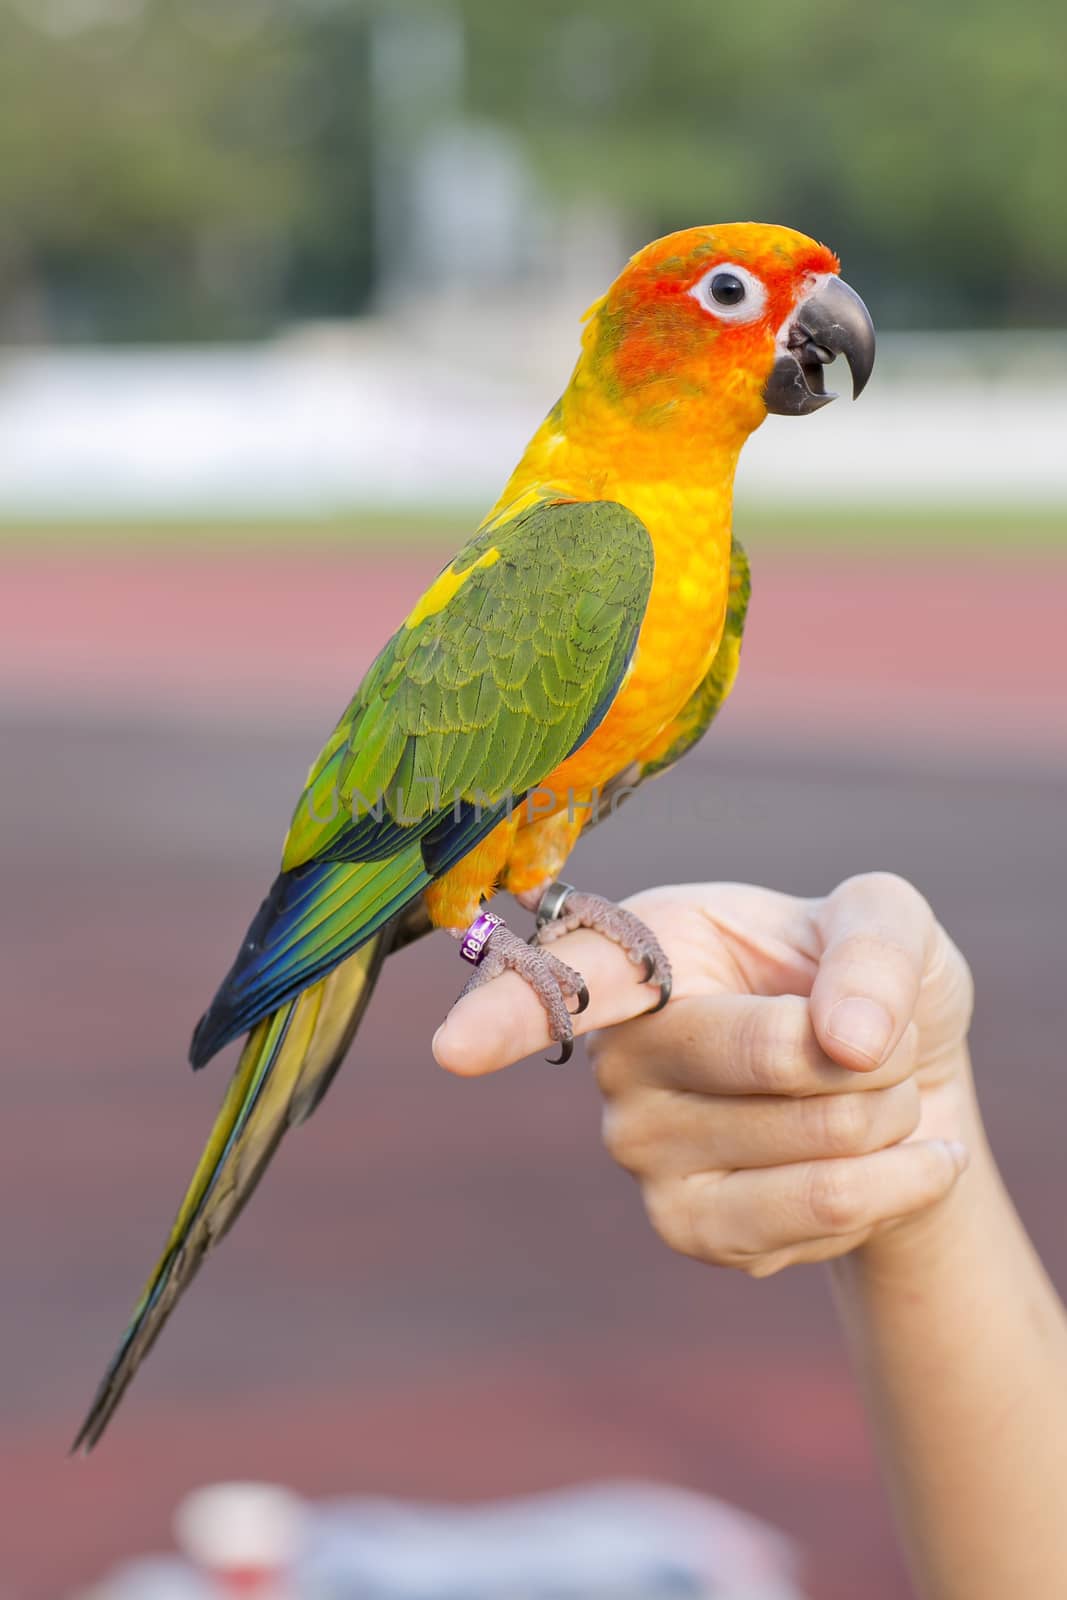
(710, 272), (745, 306)
(690, 261), (767, 325)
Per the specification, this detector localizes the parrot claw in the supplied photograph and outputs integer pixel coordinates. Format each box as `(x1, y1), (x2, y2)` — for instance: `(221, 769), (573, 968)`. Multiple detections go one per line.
(455, 920), (587, 1063)
(535, 885), (673, 1013)
(649, 971), (672, 1013)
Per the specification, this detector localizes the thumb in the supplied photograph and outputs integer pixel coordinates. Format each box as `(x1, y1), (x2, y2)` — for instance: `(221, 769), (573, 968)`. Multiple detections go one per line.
(810, 872), (935, 1072)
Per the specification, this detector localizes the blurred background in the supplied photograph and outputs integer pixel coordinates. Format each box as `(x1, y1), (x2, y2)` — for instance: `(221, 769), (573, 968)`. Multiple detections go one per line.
(1, 2), (1065, 1597)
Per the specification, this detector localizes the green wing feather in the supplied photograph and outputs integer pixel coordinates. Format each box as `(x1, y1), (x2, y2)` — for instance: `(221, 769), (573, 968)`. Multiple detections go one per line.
(282, 498), (656, 871)
(193, 496), (655, 1062)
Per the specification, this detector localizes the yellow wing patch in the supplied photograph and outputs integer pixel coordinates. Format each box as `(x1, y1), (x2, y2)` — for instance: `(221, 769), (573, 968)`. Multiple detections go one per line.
(405, 545), (501, 630)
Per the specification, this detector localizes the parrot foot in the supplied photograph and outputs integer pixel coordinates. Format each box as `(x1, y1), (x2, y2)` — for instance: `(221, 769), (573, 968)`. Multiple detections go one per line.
(533, 882), (672, 1013)
(451, 920), (589, 1064)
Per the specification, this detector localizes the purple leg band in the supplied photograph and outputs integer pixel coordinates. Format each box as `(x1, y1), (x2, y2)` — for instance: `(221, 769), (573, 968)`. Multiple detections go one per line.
(459, 910), (505, 965)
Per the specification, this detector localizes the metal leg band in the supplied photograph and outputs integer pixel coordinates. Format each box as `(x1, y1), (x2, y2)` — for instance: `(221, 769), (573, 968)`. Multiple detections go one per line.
(534, 880), (577, 931)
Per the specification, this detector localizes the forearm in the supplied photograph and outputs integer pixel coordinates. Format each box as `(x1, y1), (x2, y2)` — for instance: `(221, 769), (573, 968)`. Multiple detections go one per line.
(830, 1062), (1067, 1600)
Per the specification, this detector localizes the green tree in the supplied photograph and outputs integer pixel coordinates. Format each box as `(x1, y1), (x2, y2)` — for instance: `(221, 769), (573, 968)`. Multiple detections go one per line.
(0, 0), (374, 338)
(457, 0), (1067, 326)
(0, 0), (1064, 337)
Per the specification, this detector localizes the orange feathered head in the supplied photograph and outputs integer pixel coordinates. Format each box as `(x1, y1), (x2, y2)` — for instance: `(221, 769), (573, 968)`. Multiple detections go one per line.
(579, 222), (874, 435)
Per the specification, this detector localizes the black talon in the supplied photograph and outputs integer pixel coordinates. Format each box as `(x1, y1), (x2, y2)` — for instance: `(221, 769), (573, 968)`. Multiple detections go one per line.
(573, 982), (590, 1014)
(640, 952), (655, 982)
(546, 1037), (574, 1065)
(649, 974), (672, 1014)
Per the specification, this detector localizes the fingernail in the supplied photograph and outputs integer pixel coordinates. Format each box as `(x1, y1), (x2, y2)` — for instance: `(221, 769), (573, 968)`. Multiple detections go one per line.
(826, 997), (894, 1065)
(943, 1139), (969, 1172)
(431, 1023), (447, 1060)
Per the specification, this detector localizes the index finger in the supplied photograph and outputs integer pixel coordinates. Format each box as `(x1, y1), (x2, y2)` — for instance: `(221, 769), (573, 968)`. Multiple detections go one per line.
(590, 991), (919, 1099)
(432, 924), (666, 1076)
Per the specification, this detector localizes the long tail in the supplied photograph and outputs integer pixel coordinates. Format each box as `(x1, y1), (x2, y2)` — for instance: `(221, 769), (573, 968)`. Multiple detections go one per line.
(72, 917), (414, 1454)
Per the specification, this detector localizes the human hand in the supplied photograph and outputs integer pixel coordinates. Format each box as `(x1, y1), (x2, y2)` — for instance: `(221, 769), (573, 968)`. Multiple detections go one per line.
(433, 873), (975, 1273)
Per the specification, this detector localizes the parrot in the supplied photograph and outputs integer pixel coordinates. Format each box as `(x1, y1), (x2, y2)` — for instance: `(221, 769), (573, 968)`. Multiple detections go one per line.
(74, 222), (875, 1451)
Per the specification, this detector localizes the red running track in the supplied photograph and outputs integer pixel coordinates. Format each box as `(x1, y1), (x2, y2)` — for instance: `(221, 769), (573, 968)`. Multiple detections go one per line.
(0, 546), (1064, 757)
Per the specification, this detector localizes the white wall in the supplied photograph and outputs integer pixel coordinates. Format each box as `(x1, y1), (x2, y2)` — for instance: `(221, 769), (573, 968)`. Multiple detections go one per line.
(1, 322), (1065, 520)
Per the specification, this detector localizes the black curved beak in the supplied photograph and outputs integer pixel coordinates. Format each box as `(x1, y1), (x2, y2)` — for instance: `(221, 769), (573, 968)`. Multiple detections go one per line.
(763, 276), (875, 416)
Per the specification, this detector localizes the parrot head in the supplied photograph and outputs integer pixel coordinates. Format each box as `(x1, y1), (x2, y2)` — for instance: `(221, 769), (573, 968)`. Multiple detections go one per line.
(578, 222), (875, 441)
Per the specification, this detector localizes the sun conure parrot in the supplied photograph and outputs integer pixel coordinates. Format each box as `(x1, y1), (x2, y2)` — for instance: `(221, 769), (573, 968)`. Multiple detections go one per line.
(74, 222), (874, 1451)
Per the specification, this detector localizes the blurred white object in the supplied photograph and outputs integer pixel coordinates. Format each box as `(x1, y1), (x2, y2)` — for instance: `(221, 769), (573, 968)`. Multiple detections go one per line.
(303, 1480), (805, 1599)
(174, 1483), (306, 1594)
(74, 1478), (807, 1600)
(2, 329), (1066, 521)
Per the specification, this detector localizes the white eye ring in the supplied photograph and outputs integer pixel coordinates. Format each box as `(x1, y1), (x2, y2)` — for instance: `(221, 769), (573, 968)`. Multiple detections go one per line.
(689, 262), (767, 324)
